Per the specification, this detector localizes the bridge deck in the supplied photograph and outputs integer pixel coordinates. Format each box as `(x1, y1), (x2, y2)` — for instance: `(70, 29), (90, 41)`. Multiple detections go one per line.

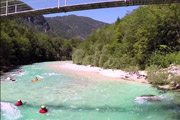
(1, 0), (180, 17)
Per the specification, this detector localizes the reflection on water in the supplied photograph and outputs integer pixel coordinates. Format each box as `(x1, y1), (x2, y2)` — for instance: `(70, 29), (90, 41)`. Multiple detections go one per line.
(0, 62), (180, 120)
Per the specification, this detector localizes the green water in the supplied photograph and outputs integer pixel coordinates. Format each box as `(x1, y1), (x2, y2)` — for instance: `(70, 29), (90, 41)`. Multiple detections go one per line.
(1, 61), (180, 120)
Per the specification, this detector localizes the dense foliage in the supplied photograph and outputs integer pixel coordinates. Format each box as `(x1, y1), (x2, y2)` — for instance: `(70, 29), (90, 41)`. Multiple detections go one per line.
(72, 4), (180, 70)
(0, 20), (81, 70)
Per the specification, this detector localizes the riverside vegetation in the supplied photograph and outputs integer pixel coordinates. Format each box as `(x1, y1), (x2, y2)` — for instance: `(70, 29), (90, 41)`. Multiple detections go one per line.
(0, 19), (81, 71)
(72, 4), (180, 88)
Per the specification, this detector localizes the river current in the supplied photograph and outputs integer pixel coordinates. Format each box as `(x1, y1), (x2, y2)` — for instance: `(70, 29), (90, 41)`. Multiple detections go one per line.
(1, 61), (180, 120)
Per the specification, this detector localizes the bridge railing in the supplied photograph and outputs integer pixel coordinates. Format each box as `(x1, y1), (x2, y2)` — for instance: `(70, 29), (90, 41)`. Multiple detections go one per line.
(0, 0), (132, 16)
(0, 0), (59, 16)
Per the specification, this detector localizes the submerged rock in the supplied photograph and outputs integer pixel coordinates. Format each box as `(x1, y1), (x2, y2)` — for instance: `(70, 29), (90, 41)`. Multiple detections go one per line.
(135, 95), (164, 104)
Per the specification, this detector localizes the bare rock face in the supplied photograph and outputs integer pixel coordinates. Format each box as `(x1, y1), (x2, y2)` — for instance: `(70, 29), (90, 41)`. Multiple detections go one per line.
(125, 71), (147, 81)
(167, 64), (180, 76)
(154, 64), (180, 91)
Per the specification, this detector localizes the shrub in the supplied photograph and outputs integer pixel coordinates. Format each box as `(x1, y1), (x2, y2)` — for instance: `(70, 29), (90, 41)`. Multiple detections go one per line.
(118, 54), (136, 70)
(170, 75), (180, 84)
(149, 52), (180, 68)
(123, 66), (139, 72)
(82, 55), (92, 65)
(166, 52), (180, 65)
(99, 54), (108, 68)
(149, 52), (169, 68)
(92, 51), (101, 67)
(72, 49), (85, 65)
(103, 58), (114, 69)
(146, 65), (170, 85)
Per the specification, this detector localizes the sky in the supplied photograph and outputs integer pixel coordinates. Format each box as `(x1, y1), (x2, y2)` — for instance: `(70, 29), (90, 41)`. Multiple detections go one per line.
(20, 0), (139, 24)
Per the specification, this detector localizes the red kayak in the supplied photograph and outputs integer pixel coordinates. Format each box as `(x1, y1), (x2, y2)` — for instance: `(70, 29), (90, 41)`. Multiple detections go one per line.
(16, 101), (23, 106)
(39, 109), (48, 113)
(10, 79), (16, 82)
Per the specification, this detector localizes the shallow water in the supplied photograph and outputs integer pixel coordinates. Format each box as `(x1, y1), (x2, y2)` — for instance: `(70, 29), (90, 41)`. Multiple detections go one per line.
(1, 61), (180, 120)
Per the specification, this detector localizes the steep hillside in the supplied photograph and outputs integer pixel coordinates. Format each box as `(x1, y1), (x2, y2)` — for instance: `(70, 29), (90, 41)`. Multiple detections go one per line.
(0, 19), (81, 72)
(15, 16), (50, 33)
(72, 4), (180, 69)
(2, 0), (50, 33)
(46, 15), (108, 39)
(2, 1), (107, 39)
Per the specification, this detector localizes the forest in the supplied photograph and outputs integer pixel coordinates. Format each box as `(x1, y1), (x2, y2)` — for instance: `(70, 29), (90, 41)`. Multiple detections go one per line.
(72, 4), (180, 70)
(0, 19), (81, 71)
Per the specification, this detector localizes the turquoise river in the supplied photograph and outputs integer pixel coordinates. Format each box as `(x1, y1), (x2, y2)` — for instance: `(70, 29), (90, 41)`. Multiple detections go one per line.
(1, 61), (180, 120)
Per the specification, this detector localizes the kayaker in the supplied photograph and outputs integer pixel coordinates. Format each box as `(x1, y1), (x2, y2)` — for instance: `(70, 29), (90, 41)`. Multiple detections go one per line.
(31, 77), (40, 82)
(16, 99), (23, 106)
(17, 69), (22, 72)
(39, 105), (48, 113)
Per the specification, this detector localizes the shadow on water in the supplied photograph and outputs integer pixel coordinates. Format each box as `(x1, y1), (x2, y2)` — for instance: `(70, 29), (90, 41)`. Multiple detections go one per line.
(160, 102), (180, 119)
(21, 101), (180, 114)
(158, 90), (167, 94)
(24, 103), (128, 113)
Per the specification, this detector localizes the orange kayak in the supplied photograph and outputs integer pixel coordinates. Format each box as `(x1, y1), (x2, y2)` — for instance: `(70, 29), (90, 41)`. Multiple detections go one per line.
(31, 79), (40, 82)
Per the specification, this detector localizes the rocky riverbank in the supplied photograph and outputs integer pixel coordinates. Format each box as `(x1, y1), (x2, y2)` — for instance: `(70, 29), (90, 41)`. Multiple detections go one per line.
(157, 64), (180, 91)
(49, 61), (148, 83)
(49, 61), (180, 92)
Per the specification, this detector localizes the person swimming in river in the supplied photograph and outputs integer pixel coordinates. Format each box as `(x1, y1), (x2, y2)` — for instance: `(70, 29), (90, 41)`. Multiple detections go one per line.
(17, 69), (22, 72)
(16, 99), (23, 106)
(39, 105), (48, 113)
(10, 77), (16, 82)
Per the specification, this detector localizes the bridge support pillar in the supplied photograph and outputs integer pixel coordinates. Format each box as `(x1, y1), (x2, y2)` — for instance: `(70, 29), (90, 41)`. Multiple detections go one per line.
(15, 4), (17, 13)
(58, 0), (60, 8)
(6, 1), (8, 16)
(65, 0), (67, 6)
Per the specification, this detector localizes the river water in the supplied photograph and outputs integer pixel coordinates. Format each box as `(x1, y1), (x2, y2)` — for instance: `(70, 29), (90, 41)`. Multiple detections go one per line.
(1, 61), (180, 120)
